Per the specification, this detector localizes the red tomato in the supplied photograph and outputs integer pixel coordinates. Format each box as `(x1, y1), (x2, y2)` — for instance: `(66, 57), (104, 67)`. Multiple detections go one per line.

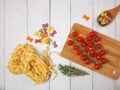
(101, 58), (107, 64)
(94, 63), (101, 70)
(90, 31), (96, 37)
(96, 43), (102, 49)
(73, 45), (77, 50)
(76, 49), (82, 55)
(76, 36), (83, 42)
(100, 50), (105, 55)
(67, 40), (73, 46)
(94, 36), (100, 42)
(72, 31), (78, 37)
(96, 54), (101, 60)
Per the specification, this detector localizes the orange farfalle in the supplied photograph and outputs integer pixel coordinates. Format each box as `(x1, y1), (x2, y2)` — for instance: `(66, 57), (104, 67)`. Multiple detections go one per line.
(26, 36), (33, 42)
(83, 14), (90, 21)
(41, 34), (48, 39)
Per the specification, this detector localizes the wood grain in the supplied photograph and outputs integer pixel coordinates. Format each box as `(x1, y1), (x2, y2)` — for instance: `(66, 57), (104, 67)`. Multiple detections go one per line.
(61, 23), (120, 80)
(0, 0), (5, 90)
(5, 0), (27, 90)
(115, 0), (120, 90)
(50, 0), (71, 90)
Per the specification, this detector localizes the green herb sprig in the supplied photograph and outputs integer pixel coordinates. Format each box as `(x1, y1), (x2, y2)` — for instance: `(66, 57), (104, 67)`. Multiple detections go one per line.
(58, 64), (89, 77)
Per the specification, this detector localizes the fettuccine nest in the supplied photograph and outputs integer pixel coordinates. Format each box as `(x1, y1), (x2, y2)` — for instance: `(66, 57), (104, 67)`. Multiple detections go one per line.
(7, 44), (57, 84)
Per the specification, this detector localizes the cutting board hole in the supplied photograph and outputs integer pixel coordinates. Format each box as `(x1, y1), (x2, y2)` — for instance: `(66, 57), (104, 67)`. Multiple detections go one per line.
(112, 70), (117, 75)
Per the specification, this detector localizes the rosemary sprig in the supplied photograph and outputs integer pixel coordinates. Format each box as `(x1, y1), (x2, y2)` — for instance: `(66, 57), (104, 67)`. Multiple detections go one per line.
(58, 64), (89, 77)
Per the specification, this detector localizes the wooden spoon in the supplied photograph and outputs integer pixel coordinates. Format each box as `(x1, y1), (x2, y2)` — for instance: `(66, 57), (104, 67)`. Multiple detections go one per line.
(97, 5), (120, 26)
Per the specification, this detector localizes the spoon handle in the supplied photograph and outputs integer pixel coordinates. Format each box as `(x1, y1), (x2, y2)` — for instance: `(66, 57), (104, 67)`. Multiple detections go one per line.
(114, 5), (120, 12)
(108, 5), (120, 19)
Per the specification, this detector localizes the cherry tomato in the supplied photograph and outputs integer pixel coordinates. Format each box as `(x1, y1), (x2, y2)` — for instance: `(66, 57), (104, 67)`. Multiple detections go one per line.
(81, 42), (87, 47)
(101, 58), (107, 64)
(67, 40), (73, 46)
(96, 43), (102, 49)
(76, 49), (82, 55)
(80, 54), (86, 60)
(94, 36), (100, 42)
(90, 31), (96, 37)
(100, 50), (105, 55)
(96, 54), (101, 60)
(94, 63), (101, 70)
(84, 47), (89, 53)
(89, 49), (95, 55)
(84, 58), (91, 64)
(89, 49), (96, 57)
(87, 41), (94, 47)
(76, 36), (83, 42)
(73, 45), (77, 50)
(86, 36), (91, 41)
(72, 31), (78, 37)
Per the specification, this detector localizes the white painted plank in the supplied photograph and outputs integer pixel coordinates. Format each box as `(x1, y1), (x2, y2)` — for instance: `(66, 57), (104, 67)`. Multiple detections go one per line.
(5, 0), (27, 90)
(0, 0), (5, 90)
(71, 0), (93, 90)
(27, 0), (50, 90)
(50, 0), (70, 90)
(115, 0), (120, 90)
(93, 0), (115, 90)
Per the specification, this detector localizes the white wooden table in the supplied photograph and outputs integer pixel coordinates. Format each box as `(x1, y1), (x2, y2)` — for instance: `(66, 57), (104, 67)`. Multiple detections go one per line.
(0, 0), (120, 90)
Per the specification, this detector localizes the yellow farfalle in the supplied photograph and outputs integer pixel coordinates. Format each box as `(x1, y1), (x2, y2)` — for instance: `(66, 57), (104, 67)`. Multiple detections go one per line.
(47, 26), (54, 32)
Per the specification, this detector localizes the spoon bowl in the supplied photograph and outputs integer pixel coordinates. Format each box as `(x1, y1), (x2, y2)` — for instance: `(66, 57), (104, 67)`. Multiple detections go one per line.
(97, 5), (120, 26)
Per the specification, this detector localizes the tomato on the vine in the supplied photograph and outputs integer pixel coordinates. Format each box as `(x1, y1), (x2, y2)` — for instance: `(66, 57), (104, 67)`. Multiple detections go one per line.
(84, 47), (89, 53)
(80, 54), (86, 60)
(94, 63), (101, 70)
(73, 45), (77, 50)
(67, 40), (73, 46)
(96, 43), (102, 49)
(76, 36), (83, 42)
(101, 58), (107, 64)
(84, 58), (91, 64)
(86, 36), (91, 41)
(87, 41), (94, 47)
(100, 50), (105, 55)
(94, 36), (100, 42)
(72, 31), (78, 37)
(81, 41), (87, 47)
(96, 54), (101, 60)
(76, 49), (82, 55)
(90, 31), (96, 37)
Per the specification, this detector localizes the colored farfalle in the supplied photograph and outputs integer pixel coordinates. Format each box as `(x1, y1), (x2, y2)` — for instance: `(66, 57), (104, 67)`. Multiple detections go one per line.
(26, 36), (33, 43)
(34, 31), (41, 37)
(47, 26), (54, 32)
(101, 12), (107, 16)
(52, 41), (58, 48)
(42, 38), (52, 45)
(41, 34), (48, 39)
(31, 23), (58, 46)
(43, 27), (48, 34)
(50, 30), (57, 37)
(82, 14), (90, 21)
(35, 39), (41, 43)
(42, 23), (48, 28)
(39, 29), (44, 34)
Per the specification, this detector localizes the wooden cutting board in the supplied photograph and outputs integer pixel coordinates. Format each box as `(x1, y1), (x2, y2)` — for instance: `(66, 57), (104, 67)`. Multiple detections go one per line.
(61, 23), (120, 80)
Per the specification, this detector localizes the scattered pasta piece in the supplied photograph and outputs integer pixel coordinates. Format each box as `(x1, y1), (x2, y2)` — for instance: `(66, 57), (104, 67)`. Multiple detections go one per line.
(82, 14), (90, 21)
(26, 36), (33, 42)
(52, 41), (58, 48)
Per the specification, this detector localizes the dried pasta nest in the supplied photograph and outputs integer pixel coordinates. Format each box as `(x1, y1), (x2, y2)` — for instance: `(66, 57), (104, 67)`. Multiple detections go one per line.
(7, 44), (57, 84)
